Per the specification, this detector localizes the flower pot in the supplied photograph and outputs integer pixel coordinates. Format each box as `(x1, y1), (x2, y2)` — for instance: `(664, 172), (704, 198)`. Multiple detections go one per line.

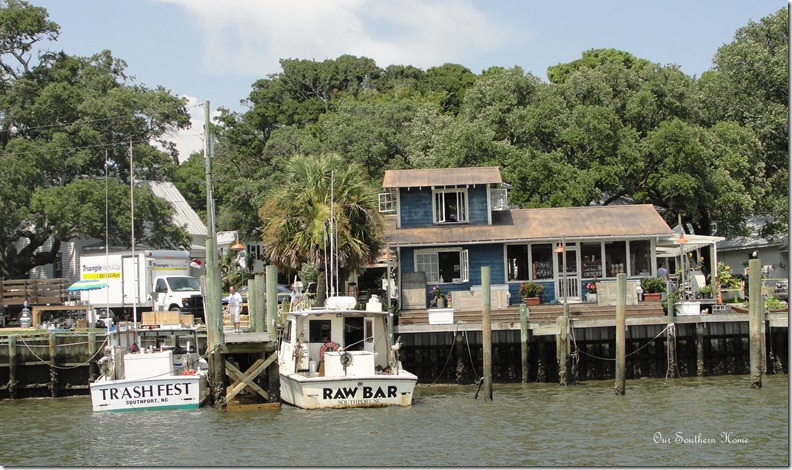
(436, 297), (445, 308)
(643, 292), (662, 301)
(586, 293), (597, 303)
(524, 297), (540, 306)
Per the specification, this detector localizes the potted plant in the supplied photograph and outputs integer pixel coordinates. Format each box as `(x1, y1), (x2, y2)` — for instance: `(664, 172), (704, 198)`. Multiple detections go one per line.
(697, 284), (713, 299)
(429, 285), (446, 308)
(641, 277), (666, 301)
(585, 280), (598, 303)
(520, 281), (544, 305)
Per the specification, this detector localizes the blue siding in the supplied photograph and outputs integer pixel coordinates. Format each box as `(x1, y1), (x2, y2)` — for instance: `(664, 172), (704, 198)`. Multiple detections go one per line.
(467, 187), (489, 224)
(399, 186), (491, 227)
(401, 243), (507, 305)
(399, 189), (433, 228)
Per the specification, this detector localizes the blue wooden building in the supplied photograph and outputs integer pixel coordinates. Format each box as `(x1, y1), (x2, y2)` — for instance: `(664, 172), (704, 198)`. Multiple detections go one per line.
(380, 167), (675, 310)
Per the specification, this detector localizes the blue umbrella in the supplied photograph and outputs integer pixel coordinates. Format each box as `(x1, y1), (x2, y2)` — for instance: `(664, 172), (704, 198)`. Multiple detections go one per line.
(67, 279), (109, 291)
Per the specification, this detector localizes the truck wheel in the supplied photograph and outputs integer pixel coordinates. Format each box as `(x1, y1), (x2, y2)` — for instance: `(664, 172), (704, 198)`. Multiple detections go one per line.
(170, 306), (181, 312)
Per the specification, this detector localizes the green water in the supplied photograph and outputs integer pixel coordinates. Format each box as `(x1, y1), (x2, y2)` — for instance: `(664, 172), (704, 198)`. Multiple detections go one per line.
(0, 374), (787, 467)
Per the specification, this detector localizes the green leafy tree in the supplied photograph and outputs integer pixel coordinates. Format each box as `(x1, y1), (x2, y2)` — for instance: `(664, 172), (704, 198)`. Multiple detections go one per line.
(259, 153), (383, 305)
(706, 7), (788, 230)
(0, 1), (191, 278)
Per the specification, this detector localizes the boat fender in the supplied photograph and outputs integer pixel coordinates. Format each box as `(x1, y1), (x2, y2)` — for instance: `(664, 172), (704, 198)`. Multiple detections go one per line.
(319, 341), (340, 360)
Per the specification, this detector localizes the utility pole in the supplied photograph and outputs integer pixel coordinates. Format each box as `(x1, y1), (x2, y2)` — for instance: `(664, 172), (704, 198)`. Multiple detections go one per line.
(203, 101), (224, 407)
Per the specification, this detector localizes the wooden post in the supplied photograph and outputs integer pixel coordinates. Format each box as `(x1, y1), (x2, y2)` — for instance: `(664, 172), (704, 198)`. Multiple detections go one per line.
(455, 329), (466, 384)
(481, 266), (492, 400)
(202, 100), (225, 409)
(615, 273), (626, 395)
(557, 315), (569, 386)
(8, 335), (17, 399)
(87, 332), (97, 382)
(666, 273), (677, 378)
(536, 336), (546, 383)
(266, 265), (278, 333)
(520, 303), (529, 383)
(696, 323), (705, 376)
(254, 274), (266, 333)
(247, 278), (257, 332)
(48, 333), (59, 398)
(748, 258), (762, 389)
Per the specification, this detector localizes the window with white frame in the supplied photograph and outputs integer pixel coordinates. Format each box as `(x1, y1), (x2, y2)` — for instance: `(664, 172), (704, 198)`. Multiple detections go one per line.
(378, 190), (395, 213)
(415, 248), (469, 283)
(433, 189), (467, 223)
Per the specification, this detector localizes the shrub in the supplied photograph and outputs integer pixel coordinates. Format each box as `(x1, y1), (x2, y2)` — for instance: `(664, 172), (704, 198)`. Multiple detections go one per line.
(641, 277), (667, 293)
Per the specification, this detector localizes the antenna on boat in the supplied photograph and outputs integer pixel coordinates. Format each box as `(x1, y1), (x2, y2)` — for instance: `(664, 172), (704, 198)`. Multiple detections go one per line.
(105, 150), (111, 340)
(130, 140), (138, 343)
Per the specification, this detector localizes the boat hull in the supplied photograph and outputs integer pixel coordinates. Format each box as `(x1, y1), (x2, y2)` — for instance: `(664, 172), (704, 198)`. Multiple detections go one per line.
(90, 374), (208, 412)
(280, 372), (416, 409)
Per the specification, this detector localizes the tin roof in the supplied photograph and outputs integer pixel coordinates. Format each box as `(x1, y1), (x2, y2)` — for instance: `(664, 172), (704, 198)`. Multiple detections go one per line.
(384, 204), (673, 247)
(382, 167), (502, 188)
(145, 181), (208, 237)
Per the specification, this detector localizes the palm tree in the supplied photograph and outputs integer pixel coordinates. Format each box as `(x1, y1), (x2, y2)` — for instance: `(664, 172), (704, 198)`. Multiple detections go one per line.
(259, 153), (384, 306)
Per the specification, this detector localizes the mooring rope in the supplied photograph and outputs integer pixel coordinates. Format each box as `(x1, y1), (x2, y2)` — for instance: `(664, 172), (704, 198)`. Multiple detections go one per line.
(15, 333), (110, 370)
(570, 323), (673, 362)
(428, 321), (481, 385)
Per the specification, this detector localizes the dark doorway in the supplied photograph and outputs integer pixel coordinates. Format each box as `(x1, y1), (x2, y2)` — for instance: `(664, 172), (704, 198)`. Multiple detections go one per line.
(344, 317), (364, 351)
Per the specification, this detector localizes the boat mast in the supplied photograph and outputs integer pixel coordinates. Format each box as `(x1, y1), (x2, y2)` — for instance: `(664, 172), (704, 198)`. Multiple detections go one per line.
(130, 140), (138, 342)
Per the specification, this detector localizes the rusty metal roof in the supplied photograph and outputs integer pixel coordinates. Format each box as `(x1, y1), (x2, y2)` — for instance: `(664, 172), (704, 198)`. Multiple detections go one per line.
(382, 167), (503, 188)
(384, 204), (673, 247)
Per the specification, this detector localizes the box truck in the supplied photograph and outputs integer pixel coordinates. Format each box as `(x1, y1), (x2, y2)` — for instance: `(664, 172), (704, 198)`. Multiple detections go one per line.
(79, 250), (204, 323)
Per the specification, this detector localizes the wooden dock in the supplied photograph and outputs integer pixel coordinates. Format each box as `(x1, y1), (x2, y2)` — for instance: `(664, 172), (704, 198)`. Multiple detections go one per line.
(395, 301), (788, 336)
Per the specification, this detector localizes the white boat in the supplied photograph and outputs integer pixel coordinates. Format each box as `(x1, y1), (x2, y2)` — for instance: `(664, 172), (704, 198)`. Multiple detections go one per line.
(278, 295), (417, 409)
(90, 327), (209, 411)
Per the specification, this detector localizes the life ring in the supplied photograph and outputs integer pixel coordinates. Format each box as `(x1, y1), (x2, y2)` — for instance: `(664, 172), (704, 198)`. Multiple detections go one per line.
(181, 369), (197, 375)
(319, 341), (340, 360)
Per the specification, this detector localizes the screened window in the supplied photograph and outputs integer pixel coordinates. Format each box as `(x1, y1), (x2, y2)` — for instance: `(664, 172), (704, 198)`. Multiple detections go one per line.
(605, 241), (627, 277)
(531, 244), (553, 280)
(507, 244), (529, 281)
(580, 242), (603, 278)
(629, 240), (651, 276)
(415, 248), (469, 283)
(434, 189), (467, 223)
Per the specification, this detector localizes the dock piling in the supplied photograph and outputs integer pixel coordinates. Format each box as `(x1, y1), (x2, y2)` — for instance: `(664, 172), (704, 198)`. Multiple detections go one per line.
(748, 258), (763, 389)
(557, 315), (569, 385)
(481, 266), (492, 400)
(8, 335), (17, 398)
(520, 304), (529, 383)
(615, 273), (626, 395)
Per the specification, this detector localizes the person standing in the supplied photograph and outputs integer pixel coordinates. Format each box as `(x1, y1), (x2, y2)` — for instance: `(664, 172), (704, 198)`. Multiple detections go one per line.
(228, 285), (243, 333)
(290, 283), (303, 311)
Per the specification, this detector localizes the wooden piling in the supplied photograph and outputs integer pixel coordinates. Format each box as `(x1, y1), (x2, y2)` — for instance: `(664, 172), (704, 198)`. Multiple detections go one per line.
(455, 329), (467, 384)
(615, 273), (626, 395)
(248, 277), (257, 332)
(48, 333), (59, 398)
(557, 315), (569, 386)
(87, 332), (97, 382)
(748, 258), (762, 389)
(266, 265), (278, 333)
(481, 266), (492, 400)
(520, 303), (529, 383)
(666, 276), (677, 378)
(696, 323), (705, 376)
(8, 335), (17, 399)
(254, 274), (266, 333)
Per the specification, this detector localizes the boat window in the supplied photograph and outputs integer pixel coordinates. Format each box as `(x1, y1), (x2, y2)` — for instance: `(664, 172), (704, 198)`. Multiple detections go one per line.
(309, 320), (332, 343)
(282, 320), (292, 343)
